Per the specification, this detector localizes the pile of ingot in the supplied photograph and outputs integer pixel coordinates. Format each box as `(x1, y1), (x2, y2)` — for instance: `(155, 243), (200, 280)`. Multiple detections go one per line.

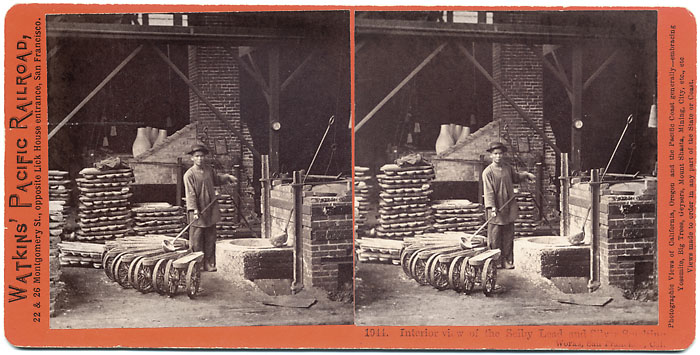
(374, 163), (435, 239)
(431, 200), (486, 235)
(49, 170), (71, 205)
(216, 193), (238, 238)
(132, 203), (186, 237)
(48, 199), (66, 316)
(58, 241), (105, 268)
(353, 166), (373, 235)
(515, 190), (537, 237)
(76, 166), (134, 240)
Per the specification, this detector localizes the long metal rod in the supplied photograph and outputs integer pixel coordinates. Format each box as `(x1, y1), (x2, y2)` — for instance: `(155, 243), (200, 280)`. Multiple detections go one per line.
(48, 45), (143, 140)
(355, 42), (446, 132)
(151, 44), (261, 160)
(603, 114), (634, 177)
(457, 43), (562, 155)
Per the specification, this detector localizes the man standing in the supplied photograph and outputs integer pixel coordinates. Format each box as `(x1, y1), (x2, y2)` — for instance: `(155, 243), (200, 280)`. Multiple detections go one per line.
(184, 144), (237, 272)
(482, 142), (535, 270)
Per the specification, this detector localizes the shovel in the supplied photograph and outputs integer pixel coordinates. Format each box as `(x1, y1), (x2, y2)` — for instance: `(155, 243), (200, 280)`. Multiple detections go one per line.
(272, 115), (335, 247)
(162, 197), (218, 252)
(460, 195), (518, 250)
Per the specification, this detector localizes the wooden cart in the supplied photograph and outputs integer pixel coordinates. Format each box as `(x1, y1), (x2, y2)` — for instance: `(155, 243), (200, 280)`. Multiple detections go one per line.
(400, 242), (502, 296)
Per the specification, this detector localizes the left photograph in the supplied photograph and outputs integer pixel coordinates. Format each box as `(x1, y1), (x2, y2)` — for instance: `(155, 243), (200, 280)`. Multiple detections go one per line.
(46, 10), (352, 328)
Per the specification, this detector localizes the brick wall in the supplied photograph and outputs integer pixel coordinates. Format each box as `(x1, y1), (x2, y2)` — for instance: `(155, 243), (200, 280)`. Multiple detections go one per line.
(188, 41), (258, 223)
(568, 178), (657, 290)
(267, 182), (353, 291)
(491, 12), (558, 221)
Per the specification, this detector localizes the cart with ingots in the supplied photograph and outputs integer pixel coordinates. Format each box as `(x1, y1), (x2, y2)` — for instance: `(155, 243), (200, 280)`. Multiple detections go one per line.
(399, 236), (501, 296)
(101, 236), (204, 299)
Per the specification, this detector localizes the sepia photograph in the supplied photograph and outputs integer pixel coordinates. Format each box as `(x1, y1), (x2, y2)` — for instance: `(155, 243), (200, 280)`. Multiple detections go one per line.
(45, 10), (353, 328)
(353, 10), (660, 326)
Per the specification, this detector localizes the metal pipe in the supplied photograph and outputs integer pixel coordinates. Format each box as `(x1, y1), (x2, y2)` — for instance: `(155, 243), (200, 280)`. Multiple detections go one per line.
(559, 153), (570, 236)
(588, 169), (601, 292)
(291, 170), (304, 294)
(260, 155), (271, 239)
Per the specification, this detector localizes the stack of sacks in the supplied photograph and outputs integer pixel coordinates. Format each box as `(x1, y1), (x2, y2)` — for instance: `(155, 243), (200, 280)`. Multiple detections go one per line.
(216, 193), (238, 238)
(353, 166), (373, 235)
(375, 162), (435, 239)
(431, 200), (486, 234)
(132, 203), (186, 237)
(515, 190), (537, 237)
(76, 166), (134, 241)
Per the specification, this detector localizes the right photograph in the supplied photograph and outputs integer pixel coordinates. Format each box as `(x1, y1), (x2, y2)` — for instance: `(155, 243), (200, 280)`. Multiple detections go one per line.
(353, 10), (659, 326)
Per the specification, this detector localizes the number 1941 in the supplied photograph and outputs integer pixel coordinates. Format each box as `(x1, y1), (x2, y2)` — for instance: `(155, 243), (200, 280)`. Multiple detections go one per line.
(364, 327), (388, 337)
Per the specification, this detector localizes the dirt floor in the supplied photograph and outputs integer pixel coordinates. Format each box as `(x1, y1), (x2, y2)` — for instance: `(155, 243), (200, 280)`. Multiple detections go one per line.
(51, 267), (353, 329)
(355, 262), (658, 326)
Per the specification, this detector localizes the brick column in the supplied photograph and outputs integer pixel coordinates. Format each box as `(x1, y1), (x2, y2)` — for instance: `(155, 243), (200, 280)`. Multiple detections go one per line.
(492, 12), (558, 221)
(188, 44), (258, 222)
(301, 195), (353, 291)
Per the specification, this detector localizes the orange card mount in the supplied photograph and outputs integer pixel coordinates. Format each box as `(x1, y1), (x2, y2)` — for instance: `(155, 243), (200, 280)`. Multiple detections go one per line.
(3, 3), (697, 350)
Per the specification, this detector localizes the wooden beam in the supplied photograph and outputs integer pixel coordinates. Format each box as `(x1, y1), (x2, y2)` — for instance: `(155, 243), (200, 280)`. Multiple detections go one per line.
(355, 40), (367, 54)
(47, 44), (61, 60)
(355, 18), (652, 43)
(457, 43), (562, 155)
(584, 49), (620, 91)
(281, 49), (318, 92)
(228, 47), (270, 103)
(151, 45), (261, 160)
(571, 45), (584, 171)
(48, 45), (143, 140)
(268, 46), (281, 175)
(355, 42), (446, 132)
(47, 21), (305, 45)
(530, 45), (573, 103)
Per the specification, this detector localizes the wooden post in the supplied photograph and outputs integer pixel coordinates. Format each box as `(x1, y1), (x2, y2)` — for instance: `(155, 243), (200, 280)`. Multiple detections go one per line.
(260, 155), (271, 239)
(535, 159), (544, 221)
(559, 153), (569, 236)
(175, 157), (183, 206)
(268, 47), (281, 175)
(588, 169), (601, 292)
(478, 155), (487, 206)
(291, 170), (304, 293)
(571, 45), (583, 172)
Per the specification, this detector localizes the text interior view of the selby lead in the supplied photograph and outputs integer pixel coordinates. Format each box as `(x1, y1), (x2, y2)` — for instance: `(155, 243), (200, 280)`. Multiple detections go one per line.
(44, 11), (353, 328)
(353, 10), (659, 327)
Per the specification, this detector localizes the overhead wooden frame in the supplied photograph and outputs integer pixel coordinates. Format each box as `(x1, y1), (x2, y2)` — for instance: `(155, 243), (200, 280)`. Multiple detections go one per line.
(354, 42), (447, 132)
(46, 19), (324, 174)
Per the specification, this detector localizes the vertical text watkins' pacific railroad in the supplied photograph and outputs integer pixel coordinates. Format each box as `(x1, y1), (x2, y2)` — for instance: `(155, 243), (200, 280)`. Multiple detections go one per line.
(7, 25), (44, 306)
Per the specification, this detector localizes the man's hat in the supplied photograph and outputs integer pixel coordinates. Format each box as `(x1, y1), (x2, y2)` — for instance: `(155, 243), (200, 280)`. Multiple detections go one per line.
(188, 144), (209, 155)
(486, 141), (508, 153)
